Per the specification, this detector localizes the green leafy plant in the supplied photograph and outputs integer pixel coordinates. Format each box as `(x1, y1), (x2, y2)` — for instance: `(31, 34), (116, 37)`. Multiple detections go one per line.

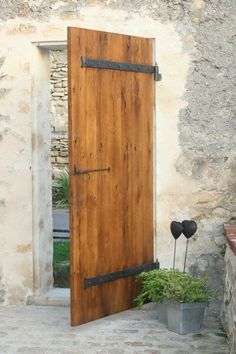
(135, 269), (170, 307)
(52, 169), (69, 208)
(53, 241), (70, 288)
(135, 269), (211, 307)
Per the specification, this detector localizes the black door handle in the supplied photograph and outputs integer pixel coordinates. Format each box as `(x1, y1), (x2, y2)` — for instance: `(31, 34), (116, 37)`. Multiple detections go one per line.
(72, 166), (110, 175)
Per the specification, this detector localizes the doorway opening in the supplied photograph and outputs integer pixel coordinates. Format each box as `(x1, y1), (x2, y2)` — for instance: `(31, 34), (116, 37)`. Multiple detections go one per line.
(31, 40), (70, 304)
(49, 49), (70, 289)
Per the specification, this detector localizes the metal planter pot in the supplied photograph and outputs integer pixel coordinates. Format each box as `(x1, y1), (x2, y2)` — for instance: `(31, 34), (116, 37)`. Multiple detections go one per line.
(156, 301), (167, 324)
(166, 301), (208, 335)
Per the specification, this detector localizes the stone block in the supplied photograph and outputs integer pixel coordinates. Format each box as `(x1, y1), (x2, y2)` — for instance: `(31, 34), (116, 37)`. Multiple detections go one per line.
(224, 223), (236, 255)
(52, 92), (64, 97)
(54, 87), (64, 93)
(54, 83), (62, 88)
(56, 156), (68, 164)
(54, 125), (68, 132)
(51, 150), (59, 157)
(197, 193), (220, 204)
(55, 107), (64, 115)
(50, 79), (60, 83)
(52, 72), (64, 78)
(59, 152), (68, 157)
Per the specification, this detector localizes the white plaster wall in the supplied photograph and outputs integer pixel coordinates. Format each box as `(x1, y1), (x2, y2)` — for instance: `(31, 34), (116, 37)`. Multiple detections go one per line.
(0, 5), (194, 303)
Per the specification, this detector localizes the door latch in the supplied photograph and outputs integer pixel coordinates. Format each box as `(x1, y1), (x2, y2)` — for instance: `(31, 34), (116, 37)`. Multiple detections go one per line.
(72, 166), (110, 176)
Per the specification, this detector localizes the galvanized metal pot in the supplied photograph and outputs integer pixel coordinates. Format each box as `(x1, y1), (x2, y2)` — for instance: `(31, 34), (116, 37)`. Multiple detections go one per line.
(156, 301), (167, 324)
(166, 301), (208, 335)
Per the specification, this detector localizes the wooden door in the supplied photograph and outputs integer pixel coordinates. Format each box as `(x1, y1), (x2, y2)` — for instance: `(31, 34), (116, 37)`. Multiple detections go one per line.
(68, 27), (155, 326)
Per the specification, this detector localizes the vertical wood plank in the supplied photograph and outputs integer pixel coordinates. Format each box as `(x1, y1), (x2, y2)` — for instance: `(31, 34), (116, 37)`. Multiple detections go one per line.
(68, 27), (85, 326)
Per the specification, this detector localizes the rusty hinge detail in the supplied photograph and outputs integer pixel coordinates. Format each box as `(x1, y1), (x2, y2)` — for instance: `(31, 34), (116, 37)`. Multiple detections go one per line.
(81, 56), (162, 82)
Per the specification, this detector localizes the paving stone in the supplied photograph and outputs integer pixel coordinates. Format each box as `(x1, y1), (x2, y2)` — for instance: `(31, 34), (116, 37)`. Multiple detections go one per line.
(0, 305), (229, 353)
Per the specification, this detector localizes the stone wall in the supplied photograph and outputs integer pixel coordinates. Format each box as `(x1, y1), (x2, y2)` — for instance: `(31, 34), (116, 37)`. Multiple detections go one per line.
(0, 0), (235, 305)
(51, 136), (68, 176)
(50, 50), (68, 177)
(222, 222), (236, 354)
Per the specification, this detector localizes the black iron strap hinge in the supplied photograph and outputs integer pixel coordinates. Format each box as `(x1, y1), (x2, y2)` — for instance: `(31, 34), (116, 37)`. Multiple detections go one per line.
(84, 260), (160, 288)
(81, 56), (162, 82)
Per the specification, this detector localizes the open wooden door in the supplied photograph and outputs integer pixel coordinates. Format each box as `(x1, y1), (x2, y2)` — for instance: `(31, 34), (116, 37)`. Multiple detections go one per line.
(68, 27), (157, 326)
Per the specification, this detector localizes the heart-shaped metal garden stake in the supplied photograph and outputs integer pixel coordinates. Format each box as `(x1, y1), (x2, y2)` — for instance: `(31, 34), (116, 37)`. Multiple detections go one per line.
(170, 221), (183, 269)
(182, 220), (197, 272)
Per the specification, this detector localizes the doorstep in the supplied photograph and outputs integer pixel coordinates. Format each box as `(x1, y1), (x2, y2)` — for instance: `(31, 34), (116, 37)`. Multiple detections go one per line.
(27, 288), (70, 307)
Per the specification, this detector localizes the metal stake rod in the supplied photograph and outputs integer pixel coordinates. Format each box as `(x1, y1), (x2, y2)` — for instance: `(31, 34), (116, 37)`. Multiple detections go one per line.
(183, 239), (189, 273)
(173, 239), (177, 270)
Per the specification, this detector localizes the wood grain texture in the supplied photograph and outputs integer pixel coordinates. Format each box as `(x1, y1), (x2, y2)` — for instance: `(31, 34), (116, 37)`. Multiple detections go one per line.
(68, 27), (154, 326)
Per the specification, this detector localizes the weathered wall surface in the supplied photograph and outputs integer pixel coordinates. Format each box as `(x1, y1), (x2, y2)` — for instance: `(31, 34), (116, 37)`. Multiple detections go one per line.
(223, 247), (236, 353)
(221, 222), (236, 354)
(0, 0), (235, 307)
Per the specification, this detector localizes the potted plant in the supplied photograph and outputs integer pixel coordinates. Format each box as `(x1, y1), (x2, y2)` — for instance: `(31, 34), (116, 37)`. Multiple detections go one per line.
(135, 269), (169, 324)
(135, 269), (211, 334)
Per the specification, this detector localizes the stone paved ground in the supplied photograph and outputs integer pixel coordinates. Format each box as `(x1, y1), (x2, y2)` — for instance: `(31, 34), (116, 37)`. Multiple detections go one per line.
(0, 305), (229, 354)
